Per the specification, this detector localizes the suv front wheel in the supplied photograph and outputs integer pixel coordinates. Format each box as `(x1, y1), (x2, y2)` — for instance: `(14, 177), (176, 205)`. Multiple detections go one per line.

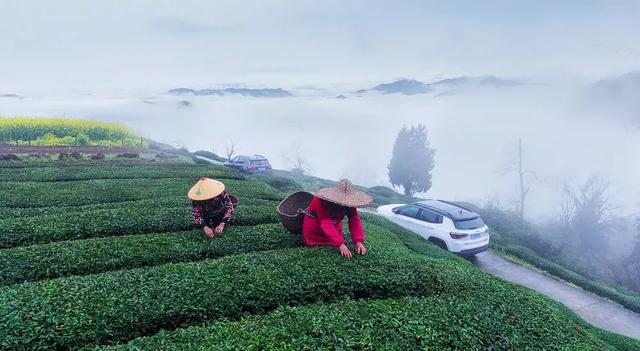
(428, 237), (448, 251)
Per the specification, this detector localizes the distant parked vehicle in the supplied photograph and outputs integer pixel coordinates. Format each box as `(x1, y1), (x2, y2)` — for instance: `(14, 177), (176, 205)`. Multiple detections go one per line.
(224, 154), (273, 175)
(377, 199), (490, 256)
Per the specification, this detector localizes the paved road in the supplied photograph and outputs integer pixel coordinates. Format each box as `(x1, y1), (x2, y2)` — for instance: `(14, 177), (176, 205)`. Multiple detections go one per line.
(193, 155), (225, 165)
(469, 251), (640, 340)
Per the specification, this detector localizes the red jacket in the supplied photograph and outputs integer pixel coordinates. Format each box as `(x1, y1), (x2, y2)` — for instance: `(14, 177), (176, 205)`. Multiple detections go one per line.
(302, 196), (365, 247)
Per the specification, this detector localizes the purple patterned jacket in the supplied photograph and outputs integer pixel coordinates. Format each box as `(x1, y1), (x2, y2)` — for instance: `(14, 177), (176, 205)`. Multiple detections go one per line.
(191, 191), (235, 228)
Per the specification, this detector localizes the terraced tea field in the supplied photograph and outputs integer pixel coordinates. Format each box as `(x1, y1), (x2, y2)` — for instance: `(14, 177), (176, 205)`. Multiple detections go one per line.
(0, 162), (638, 350)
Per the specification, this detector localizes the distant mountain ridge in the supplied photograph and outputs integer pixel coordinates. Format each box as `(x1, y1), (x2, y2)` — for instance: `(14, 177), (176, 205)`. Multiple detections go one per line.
(163, 76), (522, 100)
(586, 71), (640, 125)
(0, 94), (22, 99)
(168, 87), (293, 98)
(365, 76), (523, 96)
(371, 79), (432, 95)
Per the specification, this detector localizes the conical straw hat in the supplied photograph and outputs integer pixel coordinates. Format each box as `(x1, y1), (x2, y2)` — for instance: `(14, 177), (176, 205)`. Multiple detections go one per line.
(188, 177), (225, 201)
(315, 179), (373, 208)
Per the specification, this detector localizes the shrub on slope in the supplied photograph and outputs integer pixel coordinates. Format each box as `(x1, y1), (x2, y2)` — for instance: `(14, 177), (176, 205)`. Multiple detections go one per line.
(0, 224), (300, 285)
(457, 204), (640, 315)
(0, 204), (278, 248)
(0, 224), (484, 349)
(0, 164), (244, 182)
(498, 244), (640, 315)
(0, 158), (171, 168)
(0, 196), (276, 220)
(0, 178), (284, 208)
(97, 296), (628, 351)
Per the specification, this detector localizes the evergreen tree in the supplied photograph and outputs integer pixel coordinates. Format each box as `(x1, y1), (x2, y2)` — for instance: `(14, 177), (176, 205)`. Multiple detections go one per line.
(388, 124), (435, 196)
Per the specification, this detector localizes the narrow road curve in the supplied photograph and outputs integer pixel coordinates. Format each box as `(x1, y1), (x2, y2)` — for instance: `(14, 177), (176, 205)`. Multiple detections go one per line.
(192, 155), (224, 165)
(469, 251), (640, 340)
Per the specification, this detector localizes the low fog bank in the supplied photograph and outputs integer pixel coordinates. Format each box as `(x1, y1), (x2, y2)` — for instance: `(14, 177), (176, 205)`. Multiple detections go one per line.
(1, 81), (638, 220)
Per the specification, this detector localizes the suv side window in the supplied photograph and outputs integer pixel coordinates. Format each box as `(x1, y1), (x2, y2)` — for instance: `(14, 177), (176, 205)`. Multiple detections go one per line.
(398, 205), (421, 219)
(418, 209), (443, 224)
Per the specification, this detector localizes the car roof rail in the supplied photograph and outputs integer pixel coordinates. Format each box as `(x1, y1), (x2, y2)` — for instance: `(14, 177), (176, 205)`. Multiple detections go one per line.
(414, 200), (477, 220)
(437, 199), (474, 213)
(413, 202), (451, 218)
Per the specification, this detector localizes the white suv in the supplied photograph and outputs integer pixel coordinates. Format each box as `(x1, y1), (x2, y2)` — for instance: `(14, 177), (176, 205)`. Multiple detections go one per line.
(377, 200), (490, 256)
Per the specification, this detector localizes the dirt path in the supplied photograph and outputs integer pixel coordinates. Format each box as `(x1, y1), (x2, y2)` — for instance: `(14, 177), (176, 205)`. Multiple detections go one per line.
(469, 251), (640, 340)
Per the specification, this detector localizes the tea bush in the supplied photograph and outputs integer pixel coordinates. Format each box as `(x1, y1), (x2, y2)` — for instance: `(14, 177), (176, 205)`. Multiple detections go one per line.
(0, 223), (300, 285)
(0, 178), (284, 208)
(97, 296), (613, 351)
(0, 164), (244, 182)
(0, 196), (277, 220)
(0, 203), (278, 248)
(263, 175), (303, 192)
(0, 158), (161, 168)
(1, 160), (637, 351)
(0, 224), (488, 349)
(0, 153), (21, 161)
(115, 152), (139, 158)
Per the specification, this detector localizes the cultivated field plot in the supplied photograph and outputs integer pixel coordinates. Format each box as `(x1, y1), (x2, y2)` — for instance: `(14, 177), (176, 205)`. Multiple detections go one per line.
(0, 163), (638, 350)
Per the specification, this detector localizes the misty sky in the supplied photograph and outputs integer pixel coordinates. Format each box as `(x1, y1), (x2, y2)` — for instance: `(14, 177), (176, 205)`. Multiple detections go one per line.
(1, 0), (639, 94)
(1, 1), (639, 219)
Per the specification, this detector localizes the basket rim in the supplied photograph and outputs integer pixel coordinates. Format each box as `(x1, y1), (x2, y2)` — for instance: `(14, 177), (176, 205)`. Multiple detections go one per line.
(276, 191), (313, 218)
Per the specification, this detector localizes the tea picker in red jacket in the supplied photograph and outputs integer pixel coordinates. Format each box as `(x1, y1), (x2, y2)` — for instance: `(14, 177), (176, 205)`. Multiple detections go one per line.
(303, 179), (373, 258)
(188, 177), (235, 238)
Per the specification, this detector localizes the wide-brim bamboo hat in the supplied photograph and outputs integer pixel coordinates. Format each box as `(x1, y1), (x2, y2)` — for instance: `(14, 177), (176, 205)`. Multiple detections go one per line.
(315, 179), (373, 208)
(188, 177), (225, 201)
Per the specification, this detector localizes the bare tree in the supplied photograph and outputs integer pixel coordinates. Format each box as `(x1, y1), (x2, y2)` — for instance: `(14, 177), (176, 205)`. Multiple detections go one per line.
(565, 176), (612, 225)
(559, 180), (576, 229)
(225, 140), (238, 160)
(562, 175), (615, 254)
(286, 141), (310, 175)
(516, 138), (528, 219)
(609, 262), (640, 293)
(499, 138), (538, 219)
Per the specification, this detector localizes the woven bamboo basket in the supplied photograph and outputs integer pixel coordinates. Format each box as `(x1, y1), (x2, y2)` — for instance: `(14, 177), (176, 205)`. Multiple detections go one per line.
(229, 194), (239, 210)
(277, 191), (314, 234)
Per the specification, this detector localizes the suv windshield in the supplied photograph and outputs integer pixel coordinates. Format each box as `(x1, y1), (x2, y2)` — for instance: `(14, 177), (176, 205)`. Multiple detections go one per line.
(250, 159), (268, 166)
(454, 217), (485, 230)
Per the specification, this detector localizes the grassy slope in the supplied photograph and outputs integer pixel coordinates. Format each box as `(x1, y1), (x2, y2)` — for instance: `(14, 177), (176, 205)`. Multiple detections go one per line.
(462, 203), (640, 315)
(0, 162), (637, 350)
(0, 224), (299, 285)
(95, 297), (615, 351)
(269, 171), (640, 314)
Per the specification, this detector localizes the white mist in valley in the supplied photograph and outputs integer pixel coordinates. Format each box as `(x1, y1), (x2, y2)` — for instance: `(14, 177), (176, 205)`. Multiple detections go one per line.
(2, 0), (639, 219)
(2, 80), (638, 220)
